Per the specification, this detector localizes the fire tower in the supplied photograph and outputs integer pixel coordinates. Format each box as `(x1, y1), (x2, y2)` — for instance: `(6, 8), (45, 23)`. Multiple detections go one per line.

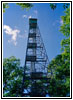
(22, 18), (50, 97)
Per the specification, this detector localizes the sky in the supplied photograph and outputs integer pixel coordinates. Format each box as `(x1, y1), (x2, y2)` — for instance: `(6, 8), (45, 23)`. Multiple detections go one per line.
(3, 3), (67, 66)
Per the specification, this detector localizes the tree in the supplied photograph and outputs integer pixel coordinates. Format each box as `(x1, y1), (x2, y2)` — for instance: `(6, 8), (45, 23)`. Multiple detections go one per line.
(48, 54), (70, 97)
(48, 7), (70, 97)
(3, 56), (23, 97)
(60, 7), (70, 53)
(50, 3), (69, 10)
(3, 3), (9, 13)
(16, 3), (33, 10)
(3, 3), (33, 13)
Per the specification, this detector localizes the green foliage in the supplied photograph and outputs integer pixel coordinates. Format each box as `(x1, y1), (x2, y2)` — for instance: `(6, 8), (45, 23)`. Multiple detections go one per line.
(48, 7), (70, 97)
(50, 3), (57, 10)
(16, 3), (33, 10)
(63, 3), (70, 9)
(60, 8), (70, 37)
(3, 3), (33, 13)
(48, 54), (70, 97)
(3, 56), (23, 97)
(3, 3), (9, 13)
(50, 3), (70, 10)
(60, 8), (70, 54)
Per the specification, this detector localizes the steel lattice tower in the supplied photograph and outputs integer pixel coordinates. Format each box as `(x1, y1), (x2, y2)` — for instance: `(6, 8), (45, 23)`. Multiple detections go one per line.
(22, 18), (50, 97)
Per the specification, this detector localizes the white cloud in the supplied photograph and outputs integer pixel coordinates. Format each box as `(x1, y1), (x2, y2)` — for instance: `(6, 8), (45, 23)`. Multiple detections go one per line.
(18, 34), (28, 39)
(22, 10), (38, 20)
(52, 20), (59, 26)
(28, 15), (32, 19)
(18, 30), (28, 38)
(60, 19), (63, 25)
(14, 41), (17, 46)
(8, 40), (11, 43)
(22, 15), (32, 19)
(52, 19), (63, 26)
(34, 10), (38, 14)
(14, 26), (18, 29)
(22, 15), (27, 18)
(3, 25), (20, 46)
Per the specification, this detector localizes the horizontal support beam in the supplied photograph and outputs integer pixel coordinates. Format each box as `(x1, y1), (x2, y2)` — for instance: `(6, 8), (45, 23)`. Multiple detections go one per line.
(24, 77), (51, 80)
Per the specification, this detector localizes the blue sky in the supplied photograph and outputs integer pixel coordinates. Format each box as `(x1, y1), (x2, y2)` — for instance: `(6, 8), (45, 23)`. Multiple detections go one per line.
(3, 3), (67, 66)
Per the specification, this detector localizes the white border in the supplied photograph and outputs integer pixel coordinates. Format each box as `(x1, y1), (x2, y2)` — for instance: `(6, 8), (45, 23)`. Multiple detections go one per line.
(1, 1), (72, 99)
